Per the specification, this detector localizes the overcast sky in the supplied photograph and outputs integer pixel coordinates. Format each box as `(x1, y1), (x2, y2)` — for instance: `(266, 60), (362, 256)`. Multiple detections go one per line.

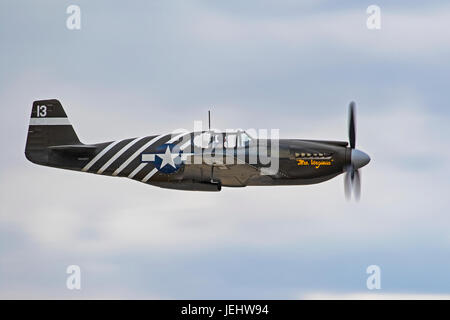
(1, 0), (450, 299)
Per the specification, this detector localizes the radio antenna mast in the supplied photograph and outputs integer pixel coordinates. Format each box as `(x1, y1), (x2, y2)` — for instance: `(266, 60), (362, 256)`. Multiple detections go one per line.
(208, 110), (211, 131)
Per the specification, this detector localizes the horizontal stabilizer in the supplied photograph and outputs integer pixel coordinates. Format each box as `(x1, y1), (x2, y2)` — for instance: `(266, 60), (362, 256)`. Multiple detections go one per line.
(48, 144), (97, 155)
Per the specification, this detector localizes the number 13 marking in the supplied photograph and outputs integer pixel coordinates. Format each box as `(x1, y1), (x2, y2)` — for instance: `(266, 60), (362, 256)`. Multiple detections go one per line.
(36, 105), (47, 117)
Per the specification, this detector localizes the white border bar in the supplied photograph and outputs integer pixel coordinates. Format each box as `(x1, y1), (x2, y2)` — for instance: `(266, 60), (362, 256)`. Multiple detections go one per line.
(29, 118), (70, 126)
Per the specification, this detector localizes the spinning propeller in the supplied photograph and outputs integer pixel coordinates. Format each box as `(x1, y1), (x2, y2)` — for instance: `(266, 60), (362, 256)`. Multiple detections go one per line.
(344, 102), (370, 201)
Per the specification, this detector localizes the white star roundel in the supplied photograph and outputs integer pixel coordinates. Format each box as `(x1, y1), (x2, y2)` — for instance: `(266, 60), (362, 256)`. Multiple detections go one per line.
(141, 143), (184, 174)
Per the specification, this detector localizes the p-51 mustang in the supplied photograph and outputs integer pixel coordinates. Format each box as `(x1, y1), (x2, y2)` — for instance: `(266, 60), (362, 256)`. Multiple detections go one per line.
(25, 99), (370, 199)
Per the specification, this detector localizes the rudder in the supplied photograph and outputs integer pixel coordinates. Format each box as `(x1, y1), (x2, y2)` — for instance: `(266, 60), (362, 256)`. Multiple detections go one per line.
(25, 99), (82, 165)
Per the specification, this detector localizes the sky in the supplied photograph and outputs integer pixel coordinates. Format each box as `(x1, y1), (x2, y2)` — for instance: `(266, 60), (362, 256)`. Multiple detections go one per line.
(1, 0), (450, 299)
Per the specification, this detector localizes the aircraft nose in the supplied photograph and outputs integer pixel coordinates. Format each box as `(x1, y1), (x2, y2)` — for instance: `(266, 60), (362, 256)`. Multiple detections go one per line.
(351, 149), (370, 169)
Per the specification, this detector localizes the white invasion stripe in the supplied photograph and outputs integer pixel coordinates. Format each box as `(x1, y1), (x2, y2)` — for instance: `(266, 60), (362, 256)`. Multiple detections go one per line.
(97, 137), (146, 174)
(121, 132), (191, 179)
(81, 140), (124, 172)
(29, 118), (70, 126)
(112, 134), (167, 176)
(128, 163), (147, 179)
(139, 133), (192, 182)
(168, 132), (189, 144)
(142, 168), (158, 183)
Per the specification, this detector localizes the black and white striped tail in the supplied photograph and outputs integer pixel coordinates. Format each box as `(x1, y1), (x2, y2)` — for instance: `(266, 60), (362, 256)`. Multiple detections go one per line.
(25, 99), (82, 166)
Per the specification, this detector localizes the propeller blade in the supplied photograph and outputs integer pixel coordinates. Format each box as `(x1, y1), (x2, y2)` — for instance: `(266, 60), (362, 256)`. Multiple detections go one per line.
(349, 101), (356, 149)
(344, 171), (352, 200)
(343, 101), (368, 201)
(353, 169), (361, 201)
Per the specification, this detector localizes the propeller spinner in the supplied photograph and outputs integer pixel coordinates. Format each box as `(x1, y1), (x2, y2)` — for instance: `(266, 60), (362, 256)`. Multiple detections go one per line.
(344, 102), (370, 201)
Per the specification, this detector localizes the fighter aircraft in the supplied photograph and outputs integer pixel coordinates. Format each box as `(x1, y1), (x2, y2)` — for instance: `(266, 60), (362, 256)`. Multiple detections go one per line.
(25, 99), (370, 199)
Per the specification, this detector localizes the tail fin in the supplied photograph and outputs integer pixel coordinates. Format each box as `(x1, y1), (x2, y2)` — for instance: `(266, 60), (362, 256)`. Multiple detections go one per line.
(25, 99), (82, 165)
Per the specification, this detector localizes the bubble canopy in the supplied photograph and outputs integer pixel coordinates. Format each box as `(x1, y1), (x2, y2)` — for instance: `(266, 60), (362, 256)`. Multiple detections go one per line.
(193, 130), (253, 149)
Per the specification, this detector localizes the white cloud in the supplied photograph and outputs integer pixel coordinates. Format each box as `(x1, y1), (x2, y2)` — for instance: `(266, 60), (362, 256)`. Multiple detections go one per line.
(187, 4), (450, 60)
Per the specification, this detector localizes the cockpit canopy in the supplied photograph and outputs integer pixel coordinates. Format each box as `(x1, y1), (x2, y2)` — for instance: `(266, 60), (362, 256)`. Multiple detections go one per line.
(193, 130), (253, 149)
